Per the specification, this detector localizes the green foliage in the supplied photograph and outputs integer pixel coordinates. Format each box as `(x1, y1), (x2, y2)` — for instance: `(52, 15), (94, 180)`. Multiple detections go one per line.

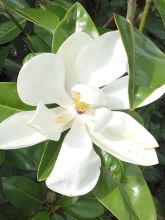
(52, 2), (99, 52)
(37, 141), (61, 181)
(94, 164), (157, 220)
(0, 0), (164, 220)
(0, 82), (33, 121)
(0, 19), (26, 44)
(115, 14), (165, 110)
(1, 176), (43, 211)
(153, 0), (165, 26)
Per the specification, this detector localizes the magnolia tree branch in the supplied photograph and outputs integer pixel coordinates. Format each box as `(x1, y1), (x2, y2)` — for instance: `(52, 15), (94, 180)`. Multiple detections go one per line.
(126, 0), (137, 23)
(139, 0), (152, 32)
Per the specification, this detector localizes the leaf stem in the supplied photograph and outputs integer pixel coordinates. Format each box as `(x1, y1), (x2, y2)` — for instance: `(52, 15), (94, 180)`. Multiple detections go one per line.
(139, 0), (152, 33)
(126, 0), (137, 23)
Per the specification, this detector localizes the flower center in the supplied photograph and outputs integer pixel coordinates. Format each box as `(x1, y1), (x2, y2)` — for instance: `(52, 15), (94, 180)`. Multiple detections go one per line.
(73, 93), (90, 114)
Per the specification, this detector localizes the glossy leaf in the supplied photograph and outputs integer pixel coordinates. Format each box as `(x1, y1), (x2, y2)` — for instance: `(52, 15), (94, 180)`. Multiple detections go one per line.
(45, 5), (67, 21)
(153, 0), (165, 26)
(115, 14), (165, 110)
(100, 151), (125, 181)
(52, 2), (99, 52)
(93, 168), (140, 220)
(0, 82), (34, 121)
(123, 164), (157, 220)
(11, 8), (59, 33)
(8, 142), (45, 170)
(24, 35), (51, 52)
(31, 211), (50, 220)
(1, 176), (43, 212)
(0, 19), (26, 44)
(65, 197), (104, 219)
(57, 196), (78, 208)
(94, 164), (157, 220)
(34, 25), (52, 47)
(37, 141), (61, 181)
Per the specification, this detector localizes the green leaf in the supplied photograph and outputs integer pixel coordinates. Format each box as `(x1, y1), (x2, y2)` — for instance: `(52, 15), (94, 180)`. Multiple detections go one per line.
(45, 5), (67, 21)
(65, 197), (104, 219)
(57, 196), (78, 208)
(24, 35), (51, 52)
(51, 214), (65, 220)
(31, 211), (50, 220)
(4, 59), (21, 72)
(0, 19), (26, 44)
(37, 141), (61, 181)
(93, 168), (140, 220)
(115, 14), (165, 110)
(94, 165), (157, 220)
(11, 8), (59, 34)
(100, 151), (125, 181)
(153, 0), (165, 26)
(8, 142), (45, 170)
(0, 82), (34, 121)
(123, 164), (157, 220)
(0, 46), (10, 73)
(23, 53), (40, 64)
(52, 2), (99, 52)
(0, 150), (5, 166)
(46, 0), (72, 10)
(1, 176), (43, 212)
(146, 17), (165, 41)
(34, 25), (52, 47)
(2, 0), (29, 8)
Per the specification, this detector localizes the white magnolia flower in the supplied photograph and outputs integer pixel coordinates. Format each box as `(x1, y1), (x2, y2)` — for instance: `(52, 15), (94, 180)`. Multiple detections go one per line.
(0, 31), (164, 197)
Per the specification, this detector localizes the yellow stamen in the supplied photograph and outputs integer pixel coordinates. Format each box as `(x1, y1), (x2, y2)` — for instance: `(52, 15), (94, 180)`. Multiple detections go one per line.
(73, 93), (90, 114)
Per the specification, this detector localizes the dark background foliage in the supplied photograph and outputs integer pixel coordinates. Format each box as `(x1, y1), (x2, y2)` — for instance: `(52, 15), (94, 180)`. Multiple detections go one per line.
(0, 0), (164, 219)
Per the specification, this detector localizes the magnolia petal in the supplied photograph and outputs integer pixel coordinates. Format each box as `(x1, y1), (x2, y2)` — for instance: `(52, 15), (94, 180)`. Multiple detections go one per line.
(76, 30), (127, 87)
(102, 75), (165, 110)
(94, 108), (112, 132)
(29, 102), (75, 141)
(0, 111), (46, 149)
(57, 32), (93, 93)
(72, 84), (107, 106)
(89, 111), (159, 166)
(17, 53), (72, 107)
(102, 75), (130, 110)
(138, 85), (165, 107)
(46, 117), (101, 196)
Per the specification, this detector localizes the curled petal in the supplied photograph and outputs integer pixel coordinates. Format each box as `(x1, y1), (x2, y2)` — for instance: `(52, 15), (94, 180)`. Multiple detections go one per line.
(93, 108), (112, 132)
(57, 32), (93, 93)
(29, 102), (75, 141)
(102, 75), (165, 110)
(0, 111), (46, 149)
(72, 84), (107, 106)
(76, 31), (127, 87)
(102, 75), (130, 110)
(17, 53), (72, 107)
(88, 111), (159, 166)
(46, 117), (101, 196)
